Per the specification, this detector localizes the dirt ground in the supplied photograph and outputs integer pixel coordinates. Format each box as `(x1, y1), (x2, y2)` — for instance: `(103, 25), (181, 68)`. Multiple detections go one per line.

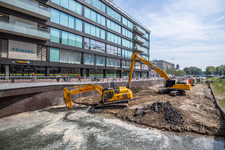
(72, 84), (225, 136)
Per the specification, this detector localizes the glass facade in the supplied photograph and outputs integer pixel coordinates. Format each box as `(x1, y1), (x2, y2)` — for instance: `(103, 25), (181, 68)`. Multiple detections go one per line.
(142, 47), (149, 54)
(37, 45), (46, 61)
(107, 6), (121, 22)
(143, 39), (149, 47)
(85, 0), (105, 13)
(84, 38), (105, 53)
(122, 60), (131, 68)
(106, 44), (121, 56)
(107, 32), (121, 45)
(122, 28), (133, 39)
(122, 38), (133, 49)
(143, 32), (149, 39)
(85, 7), (105, 26)
(0, 38), (8, 58)
(52, 0), (83, 15)
(106, 57), (120, 67)
(85, 22), (105, 39)
(122, 17), (133, 29)
(143, 55), (149, 61)
(51, 9), (82, 32)
(50, 28), (82, 48)
(50, 47), (81, 64)
(96, 55), (105, 66)
(84, 53), (95, 65)
(122, 49), (132, 58)
(107, 19), (121, 33)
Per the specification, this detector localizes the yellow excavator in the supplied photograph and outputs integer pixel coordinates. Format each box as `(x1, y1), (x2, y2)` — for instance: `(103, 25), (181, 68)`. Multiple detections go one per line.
(63, 84), (133, 109)
(127, 52), (191, 96)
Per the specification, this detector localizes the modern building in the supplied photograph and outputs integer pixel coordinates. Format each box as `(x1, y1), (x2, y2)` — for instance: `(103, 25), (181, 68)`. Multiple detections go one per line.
(152, 60), (175, 76)
(0, 0), (150, 78)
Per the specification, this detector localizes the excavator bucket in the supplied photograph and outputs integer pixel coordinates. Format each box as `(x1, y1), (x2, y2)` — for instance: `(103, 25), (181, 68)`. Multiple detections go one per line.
(63, 88), (73, 109)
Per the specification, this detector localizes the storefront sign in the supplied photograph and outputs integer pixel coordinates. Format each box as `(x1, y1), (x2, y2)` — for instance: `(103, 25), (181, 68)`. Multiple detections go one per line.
(12, 48), (34, 53)
(84, 56), (105, 65)
(12, 60), (30, 64)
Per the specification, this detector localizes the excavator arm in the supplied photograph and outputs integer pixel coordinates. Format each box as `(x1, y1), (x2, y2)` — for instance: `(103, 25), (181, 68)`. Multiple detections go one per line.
(63, 84), (104, 109)
(128, 52), (170, 88)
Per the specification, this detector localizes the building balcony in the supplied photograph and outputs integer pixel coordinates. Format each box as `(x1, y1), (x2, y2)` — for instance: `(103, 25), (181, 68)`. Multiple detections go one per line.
(0, 19), (50, 40)
(134, 26), (145, 35)
(0, 0), (50, 20)
(134, 35), (145, 44)
(134, 44), (144, 52)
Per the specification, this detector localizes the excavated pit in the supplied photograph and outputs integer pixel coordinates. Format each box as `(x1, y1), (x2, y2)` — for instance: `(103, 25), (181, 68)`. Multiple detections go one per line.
(72, 84), (225, 136)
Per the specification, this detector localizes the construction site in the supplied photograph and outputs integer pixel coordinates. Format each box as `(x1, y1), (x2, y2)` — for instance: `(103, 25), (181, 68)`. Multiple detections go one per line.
(71, 82), (225, 137)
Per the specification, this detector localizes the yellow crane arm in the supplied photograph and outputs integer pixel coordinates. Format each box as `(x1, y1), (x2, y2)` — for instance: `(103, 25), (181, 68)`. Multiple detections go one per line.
(128, 52), (170, 87)
(63, 84), (104, 109)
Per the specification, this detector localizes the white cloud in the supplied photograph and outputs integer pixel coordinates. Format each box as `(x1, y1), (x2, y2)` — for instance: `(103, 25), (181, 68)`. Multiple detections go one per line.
(114, 0), (225, 70)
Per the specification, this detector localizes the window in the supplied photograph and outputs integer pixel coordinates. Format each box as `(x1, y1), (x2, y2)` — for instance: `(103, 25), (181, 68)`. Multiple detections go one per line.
(122, 28), (133, 39)
(122, 17), (133, 29)
(50, 47), (59, 62)
(106, 57), (120, 67)
(84, 38), (90, 49)
(84, 53), (95, 65)
(143, 40), (149, 47)
(122, 60), (131, 68)
(122, 49), (132, 58)
(107, 7), (121, 22)
(75, 18), (82, 32)
(107, 32), (121, 45)
(107, 19), (121, 33)
(85, 0), (105, 13)
(122, 39), (133, 49)
(143, 32), (149, 39)
(50, 28), (60, 43)
(59, 49), (81, 64)
(0, 39), (8, 58)
(135, 62), (141, 69)
(106, 44), (121, 56)
(52, 0), (83, 15)
(85, 38), (105, 53)
(51, 9), (82, 31)
(85, 22), (105, 39)
(96, 55), (105, 66)
(143, 55), (149, 61)
(51, 9), (59, 24)
(50, 28), (82, 48)
(61, 31), (68, 45)
(142, 47), (149, 54)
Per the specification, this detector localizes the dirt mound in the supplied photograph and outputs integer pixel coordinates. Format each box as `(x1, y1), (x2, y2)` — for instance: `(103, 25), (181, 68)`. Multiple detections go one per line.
(131, 86), (147, 93)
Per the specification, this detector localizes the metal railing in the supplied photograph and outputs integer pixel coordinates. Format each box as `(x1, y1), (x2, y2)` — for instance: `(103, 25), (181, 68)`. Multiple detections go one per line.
(0, 76), (160, 84)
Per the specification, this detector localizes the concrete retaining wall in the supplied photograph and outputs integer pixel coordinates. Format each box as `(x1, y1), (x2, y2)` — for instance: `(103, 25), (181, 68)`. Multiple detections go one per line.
(209, 83), (225, 119)
(0, 79), (164, 118)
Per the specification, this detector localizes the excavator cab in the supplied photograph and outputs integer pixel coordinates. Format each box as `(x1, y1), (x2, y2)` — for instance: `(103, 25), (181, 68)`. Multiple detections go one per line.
(102, 89), (115, 103)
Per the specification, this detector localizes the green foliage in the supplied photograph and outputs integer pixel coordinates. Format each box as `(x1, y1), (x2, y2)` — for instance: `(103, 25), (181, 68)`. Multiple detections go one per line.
(166, 67), (186, 75)
(218, 98), (225, 109)
(183, 67), (202, 75)
(211, 77), (225, 95)
(216, 65), (225, 75)
(206, 66), (216, 75)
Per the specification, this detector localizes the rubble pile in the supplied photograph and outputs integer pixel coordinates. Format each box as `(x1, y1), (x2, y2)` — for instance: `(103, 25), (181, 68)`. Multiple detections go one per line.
(88, 106), (103, 114)
(135, 101), (183, 125)
(131, 86), (145, 93)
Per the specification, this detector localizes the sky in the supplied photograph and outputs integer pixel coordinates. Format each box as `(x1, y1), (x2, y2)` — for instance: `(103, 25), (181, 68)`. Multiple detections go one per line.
(113, 0), (225, 71)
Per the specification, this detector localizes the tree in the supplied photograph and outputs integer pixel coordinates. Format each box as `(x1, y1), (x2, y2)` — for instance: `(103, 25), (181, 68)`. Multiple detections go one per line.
(183, 67), (202, 75)
(216, 65), (225, 75)
(206, 66), (216, 75)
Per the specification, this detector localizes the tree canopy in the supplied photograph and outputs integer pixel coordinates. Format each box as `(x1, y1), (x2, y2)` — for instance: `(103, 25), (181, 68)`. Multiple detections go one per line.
(183, 67), (202, 75)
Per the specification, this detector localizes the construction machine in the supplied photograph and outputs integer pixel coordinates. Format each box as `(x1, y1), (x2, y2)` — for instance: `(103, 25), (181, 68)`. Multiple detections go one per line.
(127, 52), (191, 96)
(63, 84), (133, 109)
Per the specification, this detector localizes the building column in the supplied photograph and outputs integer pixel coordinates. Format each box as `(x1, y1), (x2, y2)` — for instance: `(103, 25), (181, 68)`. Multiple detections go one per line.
(119, 70), (122, 78)
(103, 70), (107, 78)
(46, 67), (50, 76)
(46, 47), (50, 62)
(147, 72), (150, 78)
(5, 65), (9, 79)
(80, 68), (85, 77)
(140, 72), (142, 78)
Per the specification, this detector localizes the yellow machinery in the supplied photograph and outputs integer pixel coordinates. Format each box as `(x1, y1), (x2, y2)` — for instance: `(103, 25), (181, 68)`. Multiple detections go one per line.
(64, 84), (133, 109)
(128, 52), (191, 96)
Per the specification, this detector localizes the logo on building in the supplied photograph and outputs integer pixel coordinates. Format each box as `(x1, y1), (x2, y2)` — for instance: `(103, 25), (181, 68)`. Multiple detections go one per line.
(12, 48), (34, 53)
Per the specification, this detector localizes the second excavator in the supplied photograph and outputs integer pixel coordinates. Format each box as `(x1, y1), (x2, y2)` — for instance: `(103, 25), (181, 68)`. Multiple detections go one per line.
(127, 52), (191, 96)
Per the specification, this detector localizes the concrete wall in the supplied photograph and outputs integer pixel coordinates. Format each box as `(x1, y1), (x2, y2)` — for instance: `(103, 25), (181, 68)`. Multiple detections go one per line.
(0, 79), (164, 118)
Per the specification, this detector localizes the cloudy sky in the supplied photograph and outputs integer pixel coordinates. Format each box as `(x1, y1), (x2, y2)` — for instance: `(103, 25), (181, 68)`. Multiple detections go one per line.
(113, 0), (225, 71)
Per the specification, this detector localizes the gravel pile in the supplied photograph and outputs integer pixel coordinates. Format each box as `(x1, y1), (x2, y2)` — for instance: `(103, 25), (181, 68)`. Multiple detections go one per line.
(131, 87), (145, 93)
(87, 106), (103, 114)
(136, 101), (183, 125)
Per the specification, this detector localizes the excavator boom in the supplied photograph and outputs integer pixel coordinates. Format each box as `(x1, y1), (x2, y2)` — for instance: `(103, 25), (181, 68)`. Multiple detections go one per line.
(63, 84), (104, 109)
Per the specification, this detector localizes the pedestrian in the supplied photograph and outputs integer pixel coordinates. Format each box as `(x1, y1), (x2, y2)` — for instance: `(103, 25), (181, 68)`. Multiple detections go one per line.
(31, 72), (36, 82)
(78, 74), (81, 82)
(64, 72), (68, 82)
(56, 73), (61, 82)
